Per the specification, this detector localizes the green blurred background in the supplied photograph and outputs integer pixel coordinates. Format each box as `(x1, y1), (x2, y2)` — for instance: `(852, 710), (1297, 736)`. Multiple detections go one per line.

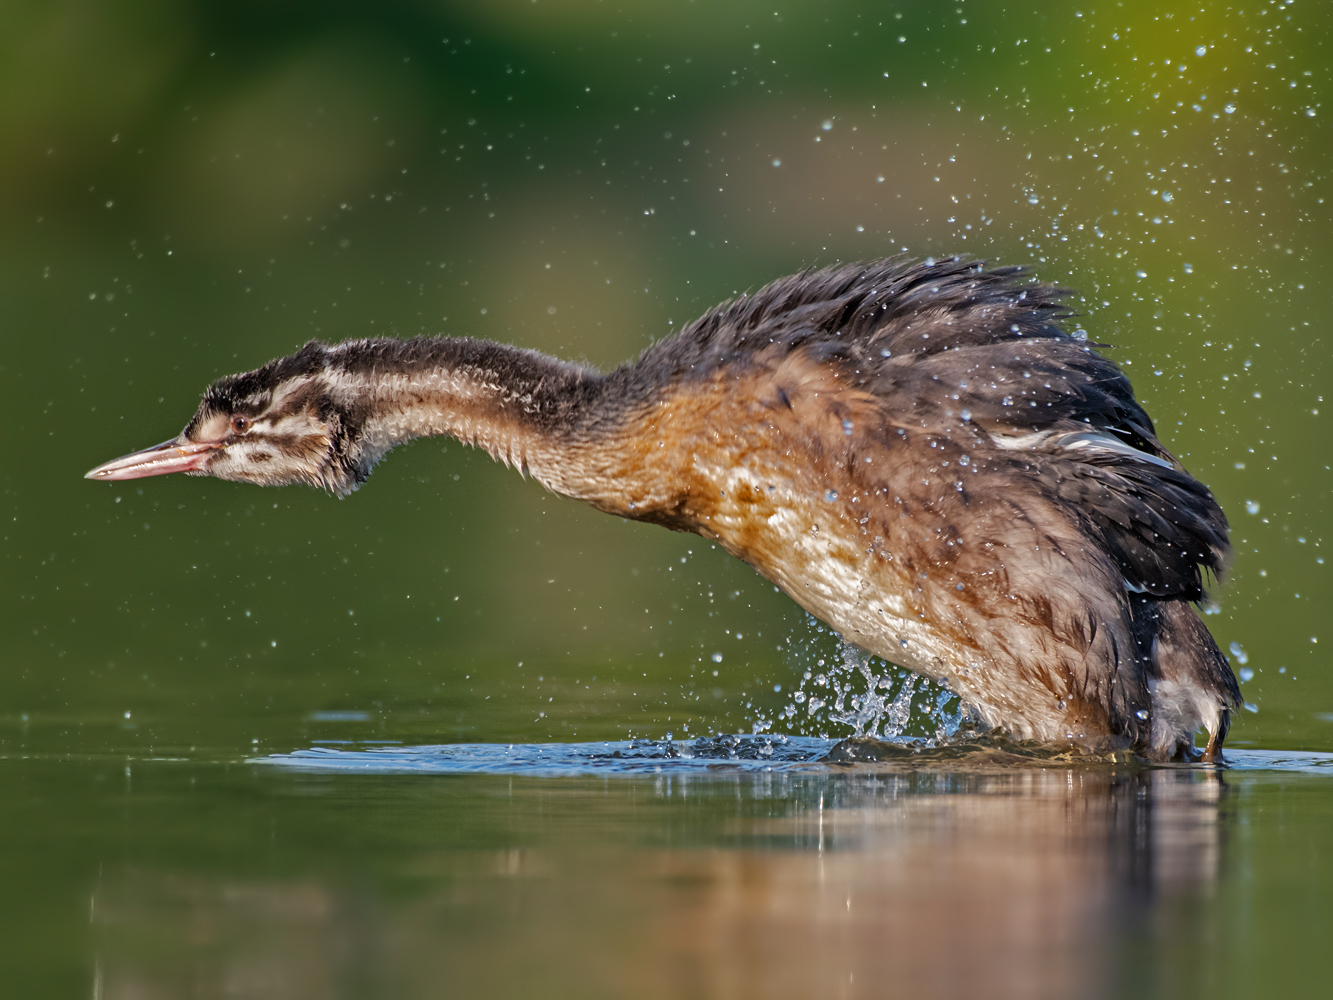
(2, 0), (1330, 752)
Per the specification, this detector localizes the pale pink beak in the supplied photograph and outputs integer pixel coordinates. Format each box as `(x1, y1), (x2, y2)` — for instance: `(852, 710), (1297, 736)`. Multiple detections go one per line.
(85, 438), (223, 482)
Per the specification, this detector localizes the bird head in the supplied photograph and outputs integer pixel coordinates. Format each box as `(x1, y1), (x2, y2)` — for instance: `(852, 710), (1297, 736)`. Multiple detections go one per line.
(85, 342), (365, 495)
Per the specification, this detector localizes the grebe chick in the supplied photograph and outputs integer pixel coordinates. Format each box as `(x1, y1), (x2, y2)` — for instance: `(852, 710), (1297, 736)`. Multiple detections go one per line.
(87, 258), (1239, 762)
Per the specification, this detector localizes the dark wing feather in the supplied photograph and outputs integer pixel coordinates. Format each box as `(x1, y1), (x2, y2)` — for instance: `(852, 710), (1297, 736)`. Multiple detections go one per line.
(1043, 457), (1229, 599)
(635, 256), (1228, 602)
(638, 257), (1074, 377)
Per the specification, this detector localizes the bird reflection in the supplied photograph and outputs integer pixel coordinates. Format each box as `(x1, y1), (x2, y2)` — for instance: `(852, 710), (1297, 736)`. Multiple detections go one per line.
(89, 764), (1229, 999)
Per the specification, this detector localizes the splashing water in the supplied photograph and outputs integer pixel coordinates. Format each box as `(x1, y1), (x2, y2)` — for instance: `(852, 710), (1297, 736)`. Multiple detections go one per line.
(755, 617), (972, 744)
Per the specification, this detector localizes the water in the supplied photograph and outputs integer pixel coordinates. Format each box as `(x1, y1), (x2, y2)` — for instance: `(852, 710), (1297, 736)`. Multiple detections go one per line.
(260, 736), (1333, 778)
(766, 622), (967, 743)
(264, 734), (832, 775)
(4, 729), (1330, 998)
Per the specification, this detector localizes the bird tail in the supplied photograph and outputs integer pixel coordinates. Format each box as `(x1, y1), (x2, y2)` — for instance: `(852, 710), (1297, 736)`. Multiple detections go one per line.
(1131, 597), (1241, 762)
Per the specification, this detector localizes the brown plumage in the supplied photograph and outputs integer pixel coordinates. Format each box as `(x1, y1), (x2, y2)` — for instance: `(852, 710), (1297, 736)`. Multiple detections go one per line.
(86, 257), (1240, 761)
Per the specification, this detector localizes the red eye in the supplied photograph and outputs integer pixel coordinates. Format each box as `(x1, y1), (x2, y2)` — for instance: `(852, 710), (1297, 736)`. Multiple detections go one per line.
(232, 416), (250, 434)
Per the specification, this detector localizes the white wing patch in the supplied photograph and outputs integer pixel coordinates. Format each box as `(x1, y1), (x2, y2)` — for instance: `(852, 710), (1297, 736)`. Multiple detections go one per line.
(989, 428), (1174, 469)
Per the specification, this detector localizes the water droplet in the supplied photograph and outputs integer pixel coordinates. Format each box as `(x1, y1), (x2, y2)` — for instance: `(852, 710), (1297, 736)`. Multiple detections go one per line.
(771, 158), (782, 167)
(1306, 107), (1317, 117)
(821, 119), (833, 131)
(824, 489), (839, 502)
(711, 652), (723, 663)
(959, 409), (972, 421)
(1245, 500), (1260, 515)
(1229, 641), (1249, 665)
(899, 638), (909, 648)
(879, 347), (892, 357)
(1001, 395), (1013, 406)
(1224, 103), (1236, 114)
(1135, 709), (1150, 720)
(1243, 702), (1259, 714)
(1027, 195), (1040, 205)
(1196, 45), (1207, 57)
(841, 418), (854, 436)
(1239, 666), (1254, 683)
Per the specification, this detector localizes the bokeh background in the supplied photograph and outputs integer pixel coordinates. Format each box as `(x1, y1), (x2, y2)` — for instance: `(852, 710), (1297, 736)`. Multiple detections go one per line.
(2, 0), (1330, 751)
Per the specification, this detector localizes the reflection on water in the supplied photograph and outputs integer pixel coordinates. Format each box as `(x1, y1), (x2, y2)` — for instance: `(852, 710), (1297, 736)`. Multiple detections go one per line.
(84, 758), (1275, 1000)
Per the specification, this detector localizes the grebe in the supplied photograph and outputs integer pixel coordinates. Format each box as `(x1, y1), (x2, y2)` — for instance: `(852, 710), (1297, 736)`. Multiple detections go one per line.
(86, 258), (1239, 761)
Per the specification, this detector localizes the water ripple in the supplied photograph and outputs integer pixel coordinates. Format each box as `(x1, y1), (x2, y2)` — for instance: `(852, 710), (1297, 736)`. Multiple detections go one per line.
(255, 737), (1333, 777)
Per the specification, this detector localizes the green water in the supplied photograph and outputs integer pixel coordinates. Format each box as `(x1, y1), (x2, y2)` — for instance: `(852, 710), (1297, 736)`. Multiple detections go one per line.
(3, 739), (1332, 997)
(2, 0), (1331, 995)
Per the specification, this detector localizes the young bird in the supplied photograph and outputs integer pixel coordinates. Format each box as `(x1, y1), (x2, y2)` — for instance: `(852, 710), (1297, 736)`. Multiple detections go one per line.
(87, 258), (1240, 761)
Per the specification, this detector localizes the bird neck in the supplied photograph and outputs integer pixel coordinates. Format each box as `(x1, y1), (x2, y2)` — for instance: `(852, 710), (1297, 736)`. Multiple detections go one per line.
(337, 338), (621, 500)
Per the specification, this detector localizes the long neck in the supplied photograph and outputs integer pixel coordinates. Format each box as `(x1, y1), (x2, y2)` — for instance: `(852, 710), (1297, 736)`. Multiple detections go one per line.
(327, 337), (626, 500)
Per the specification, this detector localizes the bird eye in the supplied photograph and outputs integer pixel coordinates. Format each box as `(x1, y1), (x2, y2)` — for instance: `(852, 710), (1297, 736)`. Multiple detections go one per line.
(232, 416), (251, 434)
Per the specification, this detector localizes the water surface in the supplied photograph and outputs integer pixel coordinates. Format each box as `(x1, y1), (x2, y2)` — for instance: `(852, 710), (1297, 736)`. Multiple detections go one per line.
(1, 727), (1329, 998)
(259, 735), (1333, 777)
